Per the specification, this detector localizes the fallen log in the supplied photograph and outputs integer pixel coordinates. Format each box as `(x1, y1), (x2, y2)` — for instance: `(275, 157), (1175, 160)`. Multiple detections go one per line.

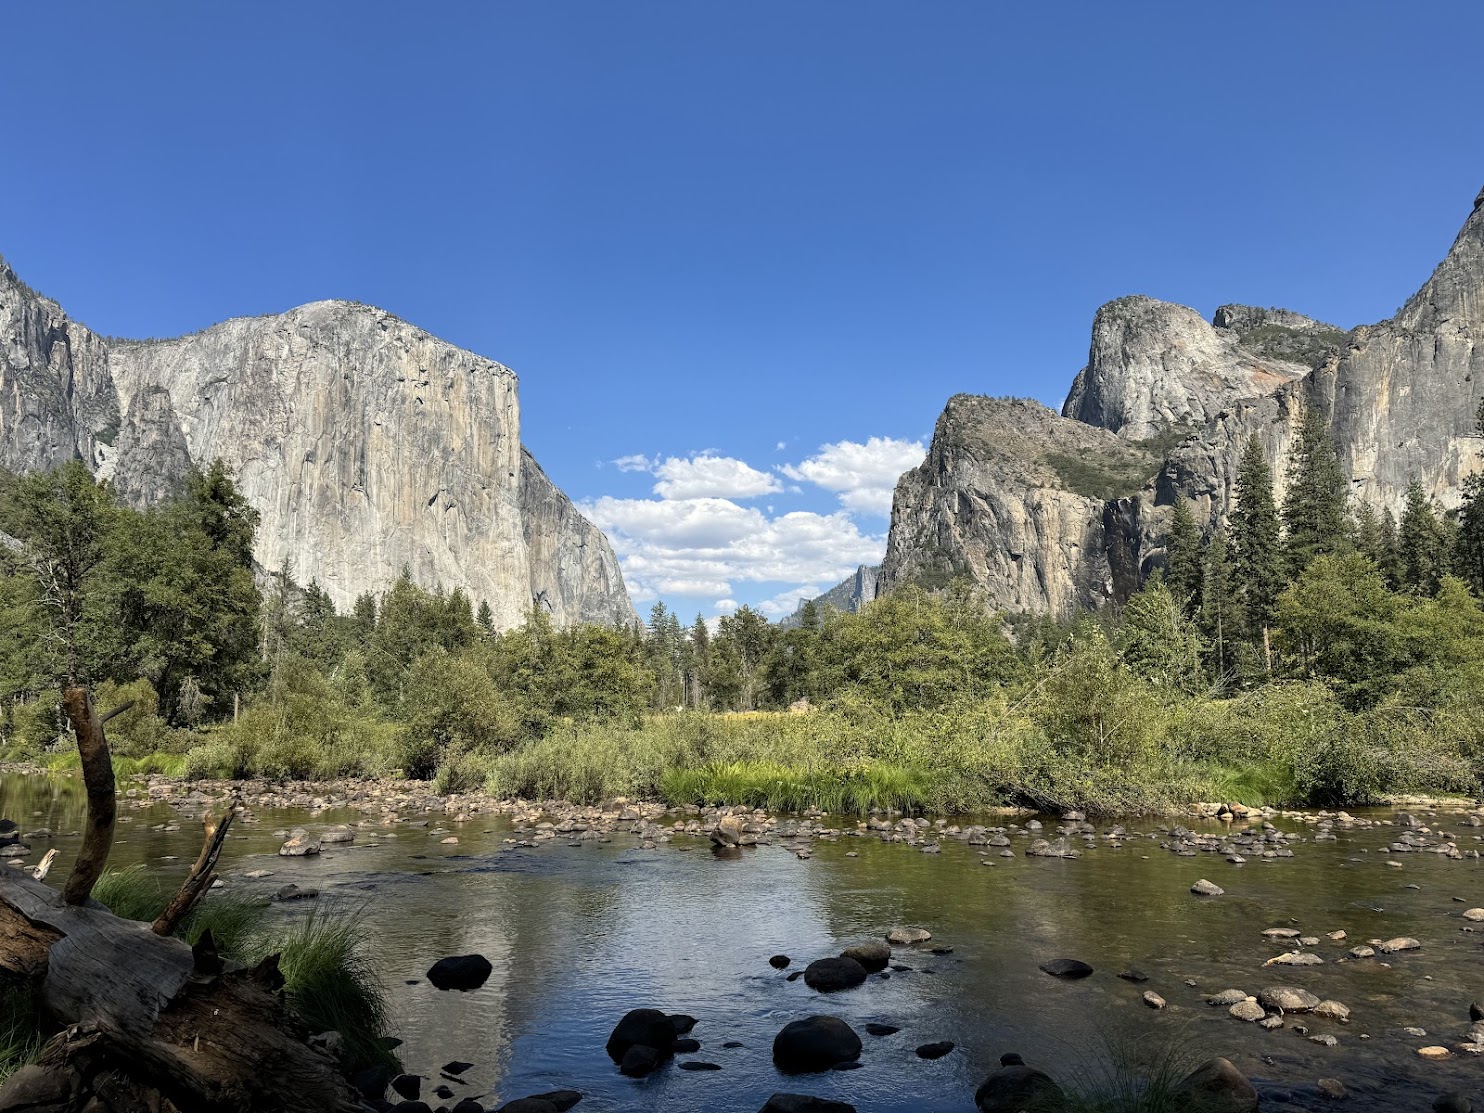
(0, 870), (363, 1113)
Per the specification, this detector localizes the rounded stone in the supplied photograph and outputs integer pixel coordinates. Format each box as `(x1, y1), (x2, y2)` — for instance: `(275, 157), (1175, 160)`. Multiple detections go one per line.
(772, 1016), (862, 1073)
(803, 957), (868, 993)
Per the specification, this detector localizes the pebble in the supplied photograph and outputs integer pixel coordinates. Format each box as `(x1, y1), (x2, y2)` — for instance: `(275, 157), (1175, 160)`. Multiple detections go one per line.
(1142, 991), (1166, 1009)
(1418, 1046), (1453, 1060)
(1317, 1078), (1346, 1098)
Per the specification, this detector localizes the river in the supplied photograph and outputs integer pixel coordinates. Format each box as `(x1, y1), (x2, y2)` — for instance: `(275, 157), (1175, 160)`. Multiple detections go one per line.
(1, 771), (1480, 1112)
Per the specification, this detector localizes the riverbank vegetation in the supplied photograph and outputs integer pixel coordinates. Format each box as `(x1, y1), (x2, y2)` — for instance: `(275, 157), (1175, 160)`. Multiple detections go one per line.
(1, 404), (1483, 814)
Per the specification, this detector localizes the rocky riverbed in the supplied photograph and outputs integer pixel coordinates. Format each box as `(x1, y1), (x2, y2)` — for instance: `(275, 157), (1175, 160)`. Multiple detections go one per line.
(2, 767), (1482, 1112)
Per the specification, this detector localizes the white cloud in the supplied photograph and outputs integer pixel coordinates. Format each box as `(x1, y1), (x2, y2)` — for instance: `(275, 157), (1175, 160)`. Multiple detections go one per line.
(652, 453), (781, 500)
(780, 436), (925, 516)
(613, 454), (655, 472)
(579, 495), (884, 609)
(714, 598), (739, 615)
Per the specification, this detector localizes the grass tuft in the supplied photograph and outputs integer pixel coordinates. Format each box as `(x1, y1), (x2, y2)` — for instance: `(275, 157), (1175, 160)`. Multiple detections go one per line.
(248, 904), (392, 1071)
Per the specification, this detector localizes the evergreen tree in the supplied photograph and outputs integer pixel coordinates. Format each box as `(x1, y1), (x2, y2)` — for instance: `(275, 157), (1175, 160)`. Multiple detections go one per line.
(476, 599), (495, 635)
(1353, 501), (1402, 586)
(1281, 405), (1349, 575)
(686, 614), (710, 708)
(1399, 480), (1447, 595)
(1229, 438), (1284, 658)
(1199, 529), (1240, 682)
(1453, 401), (1484, 595)
(1164, 499), (1203, 612)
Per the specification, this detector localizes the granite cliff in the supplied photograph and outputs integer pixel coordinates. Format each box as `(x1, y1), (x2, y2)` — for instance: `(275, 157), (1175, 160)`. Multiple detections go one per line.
(0, 259), (635, 629)
(883, 182), (1484, 616)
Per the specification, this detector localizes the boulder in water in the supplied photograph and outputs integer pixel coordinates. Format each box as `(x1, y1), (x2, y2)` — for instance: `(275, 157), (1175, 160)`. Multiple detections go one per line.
(772, 1016), (862, 1073)
(426, 954), (493, 991)
(803, 957), (867, 992)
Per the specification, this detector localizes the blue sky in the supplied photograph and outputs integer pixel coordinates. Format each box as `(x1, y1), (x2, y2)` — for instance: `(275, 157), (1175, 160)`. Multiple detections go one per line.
(3, 2), (1482, 621)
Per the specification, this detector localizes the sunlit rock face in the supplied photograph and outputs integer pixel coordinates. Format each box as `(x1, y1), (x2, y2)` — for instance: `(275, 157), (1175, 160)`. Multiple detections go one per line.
(0, 262), (634, 629)
(885, 184), (1484, 616)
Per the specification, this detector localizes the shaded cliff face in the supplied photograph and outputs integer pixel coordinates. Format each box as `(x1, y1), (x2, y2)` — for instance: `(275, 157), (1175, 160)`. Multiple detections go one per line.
(0, 260), (634, 630)
(881, 397), (1159, 614)
(519, 447), (636, 627)
(887, 182), (1484, 616)
(781, 563), (880, 627)
(0, 259), (118, 475)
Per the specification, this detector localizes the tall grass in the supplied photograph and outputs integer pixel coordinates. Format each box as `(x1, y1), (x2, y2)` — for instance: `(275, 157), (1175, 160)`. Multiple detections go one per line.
(249, 906), (391, 1070)
(0, 988), (41, 1085)
(90, 864), (167, 922)
(1053, 1031), (1212, 1113)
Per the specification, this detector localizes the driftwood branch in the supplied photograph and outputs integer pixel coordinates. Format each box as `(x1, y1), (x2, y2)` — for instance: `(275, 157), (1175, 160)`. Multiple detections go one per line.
(59, 686), (116, 906)
(151, 796), (240, 937)
(27, 848), (58, 882)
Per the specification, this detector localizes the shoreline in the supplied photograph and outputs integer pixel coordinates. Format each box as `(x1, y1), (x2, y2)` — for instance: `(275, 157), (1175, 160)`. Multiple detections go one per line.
(5, 761), (1480, 832)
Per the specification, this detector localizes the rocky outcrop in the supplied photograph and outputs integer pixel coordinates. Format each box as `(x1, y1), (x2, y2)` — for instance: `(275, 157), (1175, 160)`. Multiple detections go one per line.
(1062, 295), (1310, 441)
(886, 181), (1484, 615)
(881, 397), (1159, 614)
(0, 258), (634, 629)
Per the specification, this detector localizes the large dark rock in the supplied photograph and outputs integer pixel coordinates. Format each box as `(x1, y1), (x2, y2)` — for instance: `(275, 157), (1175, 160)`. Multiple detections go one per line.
(772, 1016), (862, 1073)
(390, 1074), (421, 1100)
(974, 1060), (1065, 1113)
(1038, 958), (1093, 979)
(426, 954), (493, 991)
(1169, 1057), (1258, 1113)
(351, 1065), (395, 1101)
(916, 1041), (954, 1059)
(802, 957), (868, 993)
(606, 1008), (676, 1063)
(759, 1095), (858, 1113)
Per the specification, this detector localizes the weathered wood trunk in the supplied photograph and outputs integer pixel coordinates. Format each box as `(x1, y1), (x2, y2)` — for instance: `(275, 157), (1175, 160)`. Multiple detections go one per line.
(0, 872), (363, 1113)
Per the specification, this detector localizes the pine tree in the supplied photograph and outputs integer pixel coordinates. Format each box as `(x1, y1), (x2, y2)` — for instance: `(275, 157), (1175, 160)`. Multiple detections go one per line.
(1200, 529), (1240, 682)
(1454, 400), (1484, 595)
(1281, 405), (1349, 576)
(687, 614), (710, 709)
(1399, 480), (1447, 595)
(1229, 438), (1284, 660)
(1164, 499), (1203, 612)
(476, 600), (494, 634)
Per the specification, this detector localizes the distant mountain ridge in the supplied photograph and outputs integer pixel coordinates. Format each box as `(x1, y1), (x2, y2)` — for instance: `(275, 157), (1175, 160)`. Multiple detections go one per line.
(781, 564), (880, 627)
(0, 258), (636, 629)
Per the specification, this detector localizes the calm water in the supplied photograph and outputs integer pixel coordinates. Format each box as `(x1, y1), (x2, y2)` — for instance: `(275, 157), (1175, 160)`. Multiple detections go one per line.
(2, 772), (1481, 1113)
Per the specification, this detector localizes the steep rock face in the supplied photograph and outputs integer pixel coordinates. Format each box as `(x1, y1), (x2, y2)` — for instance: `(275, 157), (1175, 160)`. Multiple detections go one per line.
(0, 261), (634, 629)
(1062, 296), (1309, 440)
(881, 397), (1159, 614)
(519, 447), (636, 627)
(107, 303), (536, 627)
(108, 386), (194, 507)
(889, 182), (1484, 615)
(1316, 192), (1484, 512)
(0, 258), (118, 475)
